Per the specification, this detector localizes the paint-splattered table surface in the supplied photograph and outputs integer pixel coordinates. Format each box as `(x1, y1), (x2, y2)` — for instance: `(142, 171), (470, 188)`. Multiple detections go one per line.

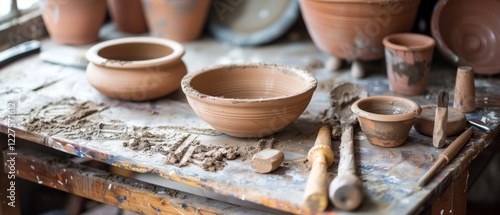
(1, 35), (499, 214)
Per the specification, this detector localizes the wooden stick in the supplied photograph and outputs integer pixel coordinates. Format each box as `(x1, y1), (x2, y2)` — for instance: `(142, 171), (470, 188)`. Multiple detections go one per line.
(433, 90), (449, 148)
(328, 125), (363, 210)
(418, 127), (473, 187)
(304, 124), (335, 211)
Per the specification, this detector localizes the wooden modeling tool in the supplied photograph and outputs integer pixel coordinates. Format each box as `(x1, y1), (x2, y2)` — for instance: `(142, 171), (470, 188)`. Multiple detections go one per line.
(328, 83), (367, 211)
(433, 90), (449, 148)
(304, 124), (335, 211)
(418, 127), (473, 187)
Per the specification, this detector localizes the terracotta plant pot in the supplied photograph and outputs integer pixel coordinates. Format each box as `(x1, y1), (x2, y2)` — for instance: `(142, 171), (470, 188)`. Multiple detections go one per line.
(181, 63), (317, 138)
(108, 0), (148, 34)
(431, 0), (500, 75)
(351, 96), (422, 147)
(299, 0), (421, 61)
(383, 33), (436, 95)
(141, 0), (211, 42)
(86, 37), (187, 101)
(39, 0), (107, 45)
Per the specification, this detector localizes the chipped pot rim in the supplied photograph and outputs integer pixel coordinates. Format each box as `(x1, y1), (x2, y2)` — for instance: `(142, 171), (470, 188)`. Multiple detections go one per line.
(383, 33), (436, 51)
(181, 63), (318, 104)
(86, 37), (185, 69)
(351, 95), (422, 122)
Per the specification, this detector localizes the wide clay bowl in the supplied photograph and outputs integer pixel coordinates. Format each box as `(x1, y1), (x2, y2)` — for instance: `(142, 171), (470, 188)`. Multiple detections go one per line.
(431, 0), (500, 75)
(299, 0), (421, 61)
(351, 96), (422, 147)
(86, 37), (187, 101)
(181, 63), (317, 138)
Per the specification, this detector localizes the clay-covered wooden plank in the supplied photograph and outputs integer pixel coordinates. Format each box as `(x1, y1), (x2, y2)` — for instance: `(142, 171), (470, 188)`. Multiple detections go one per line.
(4, 149), (272, 215)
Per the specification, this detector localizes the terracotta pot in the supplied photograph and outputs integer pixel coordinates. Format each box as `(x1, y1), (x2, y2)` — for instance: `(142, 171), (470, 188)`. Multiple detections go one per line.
(383, 33), (435, 95)
(141, 0), (211, 42)
(39, 0), (107, 45)
(86, 37), (187, 101)
(351, 96), (422, 147)
(108, 0), (148, 34)
(299, 0), (421, 61)
(414, 105), (466, 136)
(181, 63), (317, 138)
(431, 0), (500, 75)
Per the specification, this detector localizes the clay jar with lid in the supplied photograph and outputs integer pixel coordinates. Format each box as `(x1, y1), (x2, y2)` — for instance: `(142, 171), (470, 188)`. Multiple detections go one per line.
(39, 0), (107, 45)
(86, 37), (187, 101)
(181, 63), (317, 138)
(351, 96), (422, 147)
(383, 33), (436, 95)
(141, 0), (211, 42)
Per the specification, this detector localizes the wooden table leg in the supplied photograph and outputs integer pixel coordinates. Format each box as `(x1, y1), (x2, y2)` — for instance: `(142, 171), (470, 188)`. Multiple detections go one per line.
(431, 169), (468, 215)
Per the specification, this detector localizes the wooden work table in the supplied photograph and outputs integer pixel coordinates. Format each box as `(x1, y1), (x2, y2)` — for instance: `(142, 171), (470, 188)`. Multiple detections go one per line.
(0, 34), (499, 214)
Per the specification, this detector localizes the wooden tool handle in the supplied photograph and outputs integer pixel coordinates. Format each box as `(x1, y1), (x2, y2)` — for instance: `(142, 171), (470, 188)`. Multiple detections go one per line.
(328, 125), (363, 210)
(304, 156), (329, 211)
(418, 127), (473, 187)
(338, 125), (356, 174)
(304, 124), (334, 211)
(440, 127), (473, 163)
(432, 107), (448, 148)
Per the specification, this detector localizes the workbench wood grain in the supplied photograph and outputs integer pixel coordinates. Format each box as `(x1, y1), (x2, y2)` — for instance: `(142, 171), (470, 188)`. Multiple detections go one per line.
(1, 38), (499, 214)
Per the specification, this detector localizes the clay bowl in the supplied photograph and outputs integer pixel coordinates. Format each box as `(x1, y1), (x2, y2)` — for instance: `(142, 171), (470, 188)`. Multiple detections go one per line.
(86, 37), (187, 101)
(181, 63), (317, 138)
(351, 96), (422, 147)
(299, 0), (421, 61)
(431, 0), (500, 75)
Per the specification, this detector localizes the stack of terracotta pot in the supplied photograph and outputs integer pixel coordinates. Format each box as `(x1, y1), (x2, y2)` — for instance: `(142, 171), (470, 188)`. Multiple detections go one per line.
(40, 0), (211, 45)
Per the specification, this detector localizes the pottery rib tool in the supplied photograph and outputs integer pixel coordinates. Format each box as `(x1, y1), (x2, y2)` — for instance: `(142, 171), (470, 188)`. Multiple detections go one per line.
(432, 90), (449, 148)
(303, 124), (335, 211)
(418, 127), (473, 187)
(328, 83), (367, 211)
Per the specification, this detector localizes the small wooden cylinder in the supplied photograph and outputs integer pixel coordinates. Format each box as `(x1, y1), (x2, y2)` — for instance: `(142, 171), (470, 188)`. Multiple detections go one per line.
(453, 66), (475, 112)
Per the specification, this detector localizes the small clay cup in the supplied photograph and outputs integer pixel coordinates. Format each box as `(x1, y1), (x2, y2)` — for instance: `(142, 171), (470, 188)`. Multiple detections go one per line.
(351, 96), (422, 147)
(383, 33), (436, 95)
(86, 37), (186, 101)
(181, 63), (317, 138)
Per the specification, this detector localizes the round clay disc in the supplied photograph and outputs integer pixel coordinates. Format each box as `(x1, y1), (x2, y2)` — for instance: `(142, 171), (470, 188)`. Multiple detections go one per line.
(414, 105), (467, 136)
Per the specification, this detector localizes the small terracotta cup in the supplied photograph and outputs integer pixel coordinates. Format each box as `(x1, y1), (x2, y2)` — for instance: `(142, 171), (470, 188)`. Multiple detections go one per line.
(351, 96), (422, 147)
(86, 37), (187, 101)
(383, 33), (436, 95)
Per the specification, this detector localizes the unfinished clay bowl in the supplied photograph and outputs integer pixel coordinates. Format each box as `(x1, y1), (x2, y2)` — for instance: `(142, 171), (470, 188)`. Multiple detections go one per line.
(431, 0), (500, 75)
(351, 96), (422, 147)
(86, 37), (186, 101)
(383, 33), (436, 95)
(181, 63), (317, 138)
(299, 0), (421, 61)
